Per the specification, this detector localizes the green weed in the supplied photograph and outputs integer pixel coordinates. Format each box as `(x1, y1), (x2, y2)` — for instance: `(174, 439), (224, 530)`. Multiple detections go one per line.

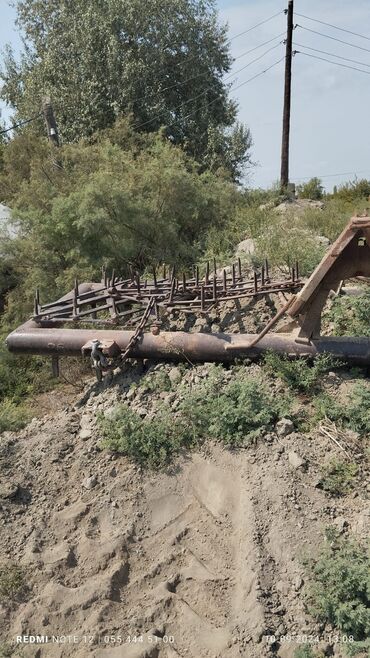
(319, 460), (358, 497)
(263, 352), (341, 393)
(314, 385), (370, 437)
(0, 563), (27, 602)
(303, 532), (370, 650)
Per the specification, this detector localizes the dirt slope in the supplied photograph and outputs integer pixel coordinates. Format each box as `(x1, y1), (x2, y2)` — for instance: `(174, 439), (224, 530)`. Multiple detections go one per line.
(0, 364), (368, 658)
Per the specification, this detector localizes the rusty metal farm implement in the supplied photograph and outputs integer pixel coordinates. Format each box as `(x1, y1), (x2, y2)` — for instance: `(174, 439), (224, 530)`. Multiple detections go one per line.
(5, 216), (370, 378)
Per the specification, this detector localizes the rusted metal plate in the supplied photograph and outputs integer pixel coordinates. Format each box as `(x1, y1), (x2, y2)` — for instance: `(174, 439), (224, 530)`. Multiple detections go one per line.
(289, 216), (370, 319)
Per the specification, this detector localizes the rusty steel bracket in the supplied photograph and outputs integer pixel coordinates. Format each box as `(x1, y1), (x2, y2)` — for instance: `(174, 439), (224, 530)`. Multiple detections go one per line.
(288, 215), (370, 341)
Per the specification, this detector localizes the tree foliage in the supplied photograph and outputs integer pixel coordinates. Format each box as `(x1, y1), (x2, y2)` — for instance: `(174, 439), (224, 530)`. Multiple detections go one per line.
(1, 0), (252, 180)
(0, 119), (242, 320)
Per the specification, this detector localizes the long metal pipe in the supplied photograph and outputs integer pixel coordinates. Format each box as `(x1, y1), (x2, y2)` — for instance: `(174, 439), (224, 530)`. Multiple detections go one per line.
(5, 321), (370, 366)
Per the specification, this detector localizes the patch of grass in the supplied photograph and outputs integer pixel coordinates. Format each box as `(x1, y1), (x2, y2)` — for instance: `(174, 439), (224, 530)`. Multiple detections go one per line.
(0, 563), (28, 602)
(99, 366), (291, 467)
(180, 372), (289, 446)
(99, 405), (193, 469)
(324, 292), (370, 338)
(263, 352), (341, 393)
(0, 398), (30, 434)
(303, 531), (370, 651)
(319, 460), (358, 497)
(314, 384), (370, 437)
(144, 370), (172, 393)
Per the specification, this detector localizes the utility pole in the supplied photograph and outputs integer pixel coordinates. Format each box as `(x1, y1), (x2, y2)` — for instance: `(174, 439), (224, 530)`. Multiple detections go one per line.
(280, 0), (294, 191)
(42, 96), (59, 147)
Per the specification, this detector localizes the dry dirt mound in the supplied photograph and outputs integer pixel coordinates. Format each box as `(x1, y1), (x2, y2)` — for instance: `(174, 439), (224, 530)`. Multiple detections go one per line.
(0, 366), (368, 658)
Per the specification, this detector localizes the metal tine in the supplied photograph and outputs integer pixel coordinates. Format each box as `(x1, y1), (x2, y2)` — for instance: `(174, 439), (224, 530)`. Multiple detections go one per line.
(238, 257), (242, 278)
(232, 264), (236, 287)
(101, 265), (106, 285)
(155, 301), (160, 320)
(104, 269), (108, 288)
(192, 264), (196, 279)
(223, 269), (227, 293)
(171, 265), (176, 282)
(34, 288), (40, 316)
(295, 260), (299, 279)
(153, 267), (157, 288)
(292, 267), (296, 283)
(111, 269), (116, 287)
(196, 266), (199, 287)
(213, 258), (217, 275)
(136, 274), (141, 296)
(205, 261), (209, 286)
(213, 275), (217, 301)
(261, 265), (265, 286)
(182, 273), (186, 292)
(265, 258), (269, 280)
(73, 279), (79, 316)
(254, 271), (258, 293)
(200, 284), (205, 312)
(144, 279), (148, 289)
(169, 278), (176, 303)
(163, 264), (166, 279)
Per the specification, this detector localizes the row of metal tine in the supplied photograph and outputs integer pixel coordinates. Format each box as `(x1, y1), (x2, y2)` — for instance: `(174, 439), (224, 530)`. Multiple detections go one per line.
(33, 257), (300, 318)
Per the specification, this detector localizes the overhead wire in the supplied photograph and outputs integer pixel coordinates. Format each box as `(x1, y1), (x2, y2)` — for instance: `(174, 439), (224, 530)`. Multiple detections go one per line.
(294, 12), (370, 43)
(295, 24), (370, 54)
(183, 55), (285, 125)
(293, 42), (370, 68)
(130, 32), (285, 105)
(0, 113), (43, 136)
(133, 42), (284, 131)
(228, 10), (283, 42)
(294, 50), (370, 75)
(295, 169), (370, 181)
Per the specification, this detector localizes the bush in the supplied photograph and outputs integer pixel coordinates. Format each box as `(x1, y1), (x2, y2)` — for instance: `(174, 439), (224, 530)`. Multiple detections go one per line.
(99, 405), (193, 469)
(99, 366), (290, 467)
(0, 398), (30, 434)
(263, 352), (341, 393)
(0, 563), (27, 601)
(304, 532), (370, 648)
(324, 292), (370, 337)
(319, 460), (358, 497)
(314, 384), (370, 437)
(296, 177), (324, 200)
(180, 372), (289, 446)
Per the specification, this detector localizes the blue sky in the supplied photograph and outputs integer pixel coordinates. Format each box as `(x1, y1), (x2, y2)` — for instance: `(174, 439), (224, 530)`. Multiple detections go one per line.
(1, 0), (370, 189)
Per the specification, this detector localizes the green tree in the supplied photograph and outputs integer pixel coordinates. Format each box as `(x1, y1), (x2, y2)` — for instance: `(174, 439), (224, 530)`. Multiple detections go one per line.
(1, 0), (252, 180)
(296, 177), (324, 200)
(0, 119), (242, 319)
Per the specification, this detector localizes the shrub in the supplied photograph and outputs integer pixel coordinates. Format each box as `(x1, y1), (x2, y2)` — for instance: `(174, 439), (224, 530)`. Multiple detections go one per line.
(0, 398), (30, 434)
(304, 532), (370, 649)
(324, 292), (370, 337)
(0, 563), (27, 601)
(314, 385), (370, 437)
(263, 352), (341, 393)
(99, 406), (193, 469)
(319, 460), (358, 497)
(296, 177), (324, 200)
(180, 374), (289, 446)
(99, 366), (290, 466)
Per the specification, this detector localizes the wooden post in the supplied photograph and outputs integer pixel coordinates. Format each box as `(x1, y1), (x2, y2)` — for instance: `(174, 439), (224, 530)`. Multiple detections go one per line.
(280, 0), (294, 190)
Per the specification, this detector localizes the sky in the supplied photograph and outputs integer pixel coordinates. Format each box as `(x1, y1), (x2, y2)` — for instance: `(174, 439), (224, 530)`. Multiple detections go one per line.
(1, 0), (370, 190)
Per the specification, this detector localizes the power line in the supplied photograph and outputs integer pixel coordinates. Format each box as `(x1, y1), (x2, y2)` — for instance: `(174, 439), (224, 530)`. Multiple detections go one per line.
(293, 42), (370, 68)
(130, 33), (284, 106)
(295, 50), (370, 75)
(229, 10), (283, 42)
(295, 169), (370, 181)
(187, 57), (285, 137)
(295, 12), (370, 43)
(296, 24), (370, 54)
(133, 44), (284, 131)
(0, 113), (42, 136)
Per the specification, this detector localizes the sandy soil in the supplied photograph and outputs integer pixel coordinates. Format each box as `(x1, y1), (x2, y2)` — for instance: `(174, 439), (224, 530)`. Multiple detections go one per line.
(0, 367), (368, 658)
